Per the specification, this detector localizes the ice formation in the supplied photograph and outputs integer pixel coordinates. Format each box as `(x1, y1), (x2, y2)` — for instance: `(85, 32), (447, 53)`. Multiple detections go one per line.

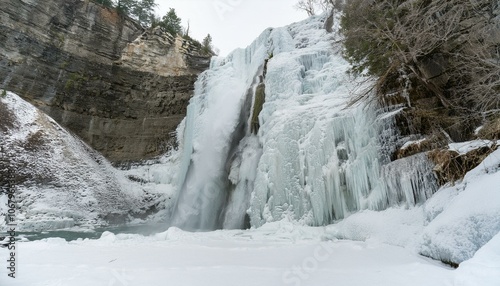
(324, 148), (500, 265)
(171, 13), (438, 230)
(170, 32), (269, 229)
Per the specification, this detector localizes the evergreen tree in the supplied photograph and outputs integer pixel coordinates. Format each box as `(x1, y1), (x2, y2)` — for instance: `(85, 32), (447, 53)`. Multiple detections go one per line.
(202, 34), (213, 53)
(133, 0), (157, 27)
(94, 0), (114, 8)
(116, 0), (136, 15)
(151, 15), (162, 28)
(159, 8), (182, 36)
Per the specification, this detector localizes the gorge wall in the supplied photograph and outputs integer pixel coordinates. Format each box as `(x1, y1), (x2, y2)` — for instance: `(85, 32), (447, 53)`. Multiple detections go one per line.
(0, 0), (212, 162)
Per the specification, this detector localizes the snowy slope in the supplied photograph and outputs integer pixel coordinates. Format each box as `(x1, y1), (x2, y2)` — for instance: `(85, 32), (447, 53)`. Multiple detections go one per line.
(0, 92), (174, 231)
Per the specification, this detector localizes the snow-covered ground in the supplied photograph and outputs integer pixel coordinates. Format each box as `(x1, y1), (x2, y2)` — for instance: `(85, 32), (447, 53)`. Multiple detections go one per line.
(0, 224), (453, 286)
(0, 222), (498, 286)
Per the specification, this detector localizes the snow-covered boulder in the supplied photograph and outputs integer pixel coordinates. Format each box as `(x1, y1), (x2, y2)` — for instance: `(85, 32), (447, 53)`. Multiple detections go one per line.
(0, 91), (165, 231)
(419, 149), (500, 264)
(454, 232), (500, 286)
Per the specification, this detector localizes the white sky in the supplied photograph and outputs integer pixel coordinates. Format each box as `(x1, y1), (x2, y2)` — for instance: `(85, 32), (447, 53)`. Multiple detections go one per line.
(155, 0), (307, 56)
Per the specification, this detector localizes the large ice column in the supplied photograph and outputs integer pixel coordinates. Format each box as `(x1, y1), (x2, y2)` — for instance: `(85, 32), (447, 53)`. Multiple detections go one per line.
(247, 15), (364, 226)
(249, 101), (384, 226)
(170, 29), (274, 230)
(222, 136), (263, 229)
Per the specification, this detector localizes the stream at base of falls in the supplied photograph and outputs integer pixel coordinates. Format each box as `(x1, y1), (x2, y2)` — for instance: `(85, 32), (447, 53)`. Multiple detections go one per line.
(1, 224), (169, 242)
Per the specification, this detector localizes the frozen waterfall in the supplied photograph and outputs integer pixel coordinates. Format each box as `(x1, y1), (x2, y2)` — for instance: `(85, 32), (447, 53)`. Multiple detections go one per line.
(170, 14), (438, 230)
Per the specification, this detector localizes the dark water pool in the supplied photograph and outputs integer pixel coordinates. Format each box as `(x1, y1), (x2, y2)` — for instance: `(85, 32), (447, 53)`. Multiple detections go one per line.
(3, 224), (169, 242)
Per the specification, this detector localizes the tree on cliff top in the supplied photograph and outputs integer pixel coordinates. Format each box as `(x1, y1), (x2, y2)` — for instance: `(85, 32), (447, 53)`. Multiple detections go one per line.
(114, 0), (156, 27)
(92, 0), (216, 51)
(132, 0), (157, 27)
(158, 8), (182, 36)
(116, 0), (135, 15)
(202, 34), (213, 54)
(295, 0), (344, 15)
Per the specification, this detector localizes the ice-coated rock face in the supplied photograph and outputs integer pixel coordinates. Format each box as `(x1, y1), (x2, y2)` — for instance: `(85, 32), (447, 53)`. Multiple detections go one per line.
(171, 13), (438, 230)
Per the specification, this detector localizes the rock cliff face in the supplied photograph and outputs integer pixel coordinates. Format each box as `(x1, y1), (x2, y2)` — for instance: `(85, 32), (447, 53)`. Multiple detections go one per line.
(0, 0), (211, 162)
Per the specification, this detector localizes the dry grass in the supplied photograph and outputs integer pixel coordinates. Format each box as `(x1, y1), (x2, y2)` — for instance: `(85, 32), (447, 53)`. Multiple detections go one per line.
(395, 133), (447, 159)
(477, 116), (500, 140)
(428, 144), (498, 185)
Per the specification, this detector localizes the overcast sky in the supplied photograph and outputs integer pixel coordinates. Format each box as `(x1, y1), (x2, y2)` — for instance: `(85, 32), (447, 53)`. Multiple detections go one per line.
(156, 0), (307, 56)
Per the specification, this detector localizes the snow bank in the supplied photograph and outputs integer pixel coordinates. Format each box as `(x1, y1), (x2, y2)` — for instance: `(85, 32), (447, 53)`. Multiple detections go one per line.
(454, 232), (500, 286)
(118, 151), (181, 223)
(448, 140), (499, 155)
(419, 149), (500, 264)
(324, 207), (425, 249)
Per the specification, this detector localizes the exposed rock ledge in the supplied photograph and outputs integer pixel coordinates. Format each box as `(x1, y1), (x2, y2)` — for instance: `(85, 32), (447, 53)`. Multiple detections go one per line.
(0, 0), (212, 162)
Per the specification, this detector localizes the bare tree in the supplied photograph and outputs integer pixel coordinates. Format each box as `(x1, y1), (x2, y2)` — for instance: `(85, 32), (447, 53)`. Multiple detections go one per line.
(184, 20), (190, 38)
(295, 0), (345, 15)
(295, 0), (317, 16)
(342, 0), (500, 113)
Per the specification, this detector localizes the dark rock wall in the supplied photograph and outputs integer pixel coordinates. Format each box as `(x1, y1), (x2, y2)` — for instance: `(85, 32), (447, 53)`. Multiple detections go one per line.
(0, 0), (211, 162)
